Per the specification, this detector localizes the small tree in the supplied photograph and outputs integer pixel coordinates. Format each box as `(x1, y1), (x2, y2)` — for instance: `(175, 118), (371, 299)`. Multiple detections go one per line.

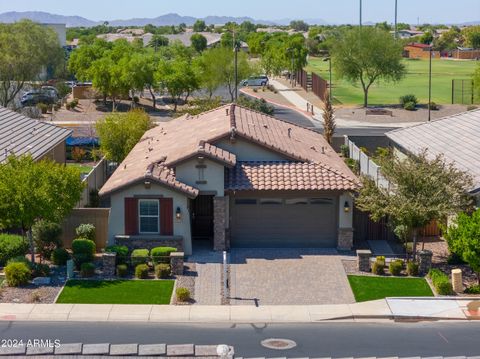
(445, 209), (480, 284)
(95, 109), (153, 163)
(193, 20), (206, 33)
(191, 34), (208, 53)
(32, 220), (62, 262)
(356, 150), (473, 260)
(322, 90), (335, 145)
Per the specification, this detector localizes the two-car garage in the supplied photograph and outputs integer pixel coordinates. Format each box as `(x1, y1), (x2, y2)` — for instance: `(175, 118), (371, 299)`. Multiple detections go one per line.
(229, 195), (338, 248)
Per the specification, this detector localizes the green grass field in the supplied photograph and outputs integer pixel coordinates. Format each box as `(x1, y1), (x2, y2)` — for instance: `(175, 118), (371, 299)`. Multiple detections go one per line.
(66, 163), (94, 175)
(348, 275), (434, 302)
(306, 57), (478, 106)
(56, 280), (174, 304)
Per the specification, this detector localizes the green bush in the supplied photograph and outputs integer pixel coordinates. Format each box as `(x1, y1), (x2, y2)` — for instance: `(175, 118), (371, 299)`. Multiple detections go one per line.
(237, 96), (274, 115)
(403, 101), (416, 111)
(37, 102), (48, 114)
(345, 158), (360, 174)
(72, 238), (96, 268)
(116, 264), (128, 277)
(400, 94), (418, 106)
(428, 269), (453, 295)
(5, 262), (31, 287)
(105, 245), (129, 264)
(135, 264), (149, 279)
(465, 285), (480, 294)
(75, 224), (96, 241)
(51, 248), (70, 265)
(376, 256), (386, 266)
(80, 262), (95, 278)
(0, 234), (29, 266)
(340, 144), (349, 158)
(389, 260), (403, 276)
(429, 102), (439, 110)
(7, 256), (30, 266)
(32, 220), (62, 260)
(372, 260), (385, 275)
(447, 252), (466, 265)
(131, 249), (149, 267)
(407, 261), (419, 276)
(151, 246), (177, 264)
(32, 263), (50, 277)
(176, 287), (191, 302)
(155, 264), (171, 279)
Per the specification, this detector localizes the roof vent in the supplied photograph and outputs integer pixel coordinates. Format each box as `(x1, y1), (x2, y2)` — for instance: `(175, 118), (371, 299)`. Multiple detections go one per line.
(263, 124), (268, 129)
(123, 164), (127, 170)
(287, 128), (292, 138)
(321, 146), (325, 154)
(310, 146), (316, 151)
(226, 108), (229, 116)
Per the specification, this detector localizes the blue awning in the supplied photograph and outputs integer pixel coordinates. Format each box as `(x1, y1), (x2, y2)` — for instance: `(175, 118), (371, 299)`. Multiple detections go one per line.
(66, 136), (99, 146)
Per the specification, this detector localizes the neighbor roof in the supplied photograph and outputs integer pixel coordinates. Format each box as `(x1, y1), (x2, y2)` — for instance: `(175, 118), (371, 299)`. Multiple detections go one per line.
(0, 106), (72, 164)
(386, 109), (480, 193)
(99, 104), (358, 197)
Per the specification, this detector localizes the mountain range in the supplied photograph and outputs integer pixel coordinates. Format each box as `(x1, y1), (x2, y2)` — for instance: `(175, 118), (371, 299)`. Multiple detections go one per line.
(0, 11), (328, 27)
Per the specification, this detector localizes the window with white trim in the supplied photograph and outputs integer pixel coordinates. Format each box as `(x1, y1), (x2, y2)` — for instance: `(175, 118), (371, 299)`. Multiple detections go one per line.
(139, 199), (160, 234)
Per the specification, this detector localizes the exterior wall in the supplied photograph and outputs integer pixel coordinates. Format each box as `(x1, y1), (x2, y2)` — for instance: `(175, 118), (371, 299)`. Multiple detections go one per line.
(175, 158), (224, 195)
(215, 138), (288, 161)
(404, 46), (440, 59)
(40, 141), (66, 164)
(61, 208), (110, 250)
(72, 85), (100, 99)
(338, 192), (354, 250)
(108, 182), (193, 255)
(454, 49), (480, 60)
(213, 196), (229, 251)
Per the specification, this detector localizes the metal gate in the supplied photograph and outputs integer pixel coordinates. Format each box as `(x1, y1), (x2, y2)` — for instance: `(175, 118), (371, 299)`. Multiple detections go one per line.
(451, 79), (474, 105)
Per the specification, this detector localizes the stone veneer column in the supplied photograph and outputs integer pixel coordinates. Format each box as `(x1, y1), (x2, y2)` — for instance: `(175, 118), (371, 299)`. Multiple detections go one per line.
(357, 249), (372, 272)
(170, 252), (185, 275)
(418, 250), (433, 275)
(213, 196), (228, 251)
(337, 228), (354, 251)
(102, 252), (116, 277)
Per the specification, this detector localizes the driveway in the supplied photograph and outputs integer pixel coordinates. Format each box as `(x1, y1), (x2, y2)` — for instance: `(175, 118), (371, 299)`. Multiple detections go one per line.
(229, 248), (355, 305)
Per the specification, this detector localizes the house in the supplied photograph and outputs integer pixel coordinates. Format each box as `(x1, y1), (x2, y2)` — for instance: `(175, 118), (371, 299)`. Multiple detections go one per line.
(452, 47), (480, 60)
(403, 43), (440, 59)
(0, 106), (71, 164)
(392, 30), (424, 39)
(386, 108), (480, 204)
(99, 104), (359, 255)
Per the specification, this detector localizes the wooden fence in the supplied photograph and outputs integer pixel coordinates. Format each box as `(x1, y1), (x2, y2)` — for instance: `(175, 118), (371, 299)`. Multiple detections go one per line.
(296, 69), (309, 92)
(61, 208), (110, 250)
(311, 73), (327, 102)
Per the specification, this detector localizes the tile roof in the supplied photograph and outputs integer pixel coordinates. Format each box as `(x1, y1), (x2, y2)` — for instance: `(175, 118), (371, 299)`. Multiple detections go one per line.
(0, 106), (72, 163)
(99, 104), (358, 196)
(226, 161), (359, 191)
(386, 109), (480, 193)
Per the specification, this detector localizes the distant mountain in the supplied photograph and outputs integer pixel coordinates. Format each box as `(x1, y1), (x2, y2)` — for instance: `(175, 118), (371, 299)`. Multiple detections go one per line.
(0, 11), (97, 27)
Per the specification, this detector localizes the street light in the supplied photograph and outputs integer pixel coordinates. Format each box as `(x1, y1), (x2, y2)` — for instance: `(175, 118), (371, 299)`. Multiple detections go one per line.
(287, 47), (295, 87)
(229, 28), (240, 101)
(428, 46), (433, 121)
(394, 0), (398, 39)
(323, 56), (332, 103)
(359, 0), (363, 27)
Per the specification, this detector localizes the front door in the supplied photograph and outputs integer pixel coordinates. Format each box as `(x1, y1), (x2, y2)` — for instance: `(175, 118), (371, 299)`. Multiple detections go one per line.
(191, 195), (214, 240)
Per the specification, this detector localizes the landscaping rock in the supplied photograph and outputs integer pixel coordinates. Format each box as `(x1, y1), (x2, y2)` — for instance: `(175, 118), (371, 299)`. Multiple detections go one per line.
(138, 343), (166, 356)
(167, 343), (194, 356)
(32, 277), (51, 285)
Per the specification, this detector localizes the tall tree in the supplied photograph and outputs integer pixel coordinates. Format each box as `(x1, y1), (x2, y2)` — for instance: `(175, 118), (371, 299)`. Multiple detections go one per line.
(0, 20), (63, 108)
(193, 20), (206, 33)
(356, 150), (473, 260)
(124, 51), (158, 109)
(462, 26), (480, 48)
(148, 34), (169, 51)
(194, 50), (224, 98)
(322, 90), (335, 145)
(0, 156), (83, 261)
(95, 109), (153, 163)
(290, 20), (309, 32)
(190, 34), (208, 53)
(331, 27), (406, 107)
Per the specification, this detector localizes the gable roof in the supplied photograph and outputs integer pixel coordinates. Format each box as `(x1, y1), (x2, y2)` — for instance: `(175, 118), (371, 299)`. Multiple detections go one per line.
(99, 104), (359, 197)
(0, 106), (72, 163)
(386, 109), (480, 193)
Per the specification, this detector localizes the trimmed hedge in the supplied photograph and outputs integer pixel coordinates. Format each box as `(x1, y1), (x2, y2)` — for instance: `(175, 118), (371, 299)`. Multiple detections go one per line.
(428, 269), (454, 295)
(80, 262), (96, 278)
(116, 264), (128, 277)
(135, 264), (149, 279)
(155, 264), (171, 279)
(176, 287), (191, 302)
(32, 220), (62, 260)
(131, 249), (149, 267)
(407, 261), (419, 276)
(151, 246), (177, 264)
(51, 248), (70, 265)
(105, 245), (129, 264)
(372, 260), (385, 275)
(5, 262), (31, 286)
(32, 263), (50, 277)
(72, 238), (96, 268)
(389, 260), (403, 276)
(0, 234), (29, 266)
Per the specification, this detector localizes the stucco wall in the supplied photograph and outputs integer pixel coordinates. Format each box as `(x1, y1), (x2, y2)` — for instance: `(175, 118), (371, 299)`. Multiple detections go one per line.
(175, 158), (224, 195)
(339, 193), (353, 229)
(108, 182), (193, 255)
(216, 138), (287, 161)
(40, 141), (66, 164)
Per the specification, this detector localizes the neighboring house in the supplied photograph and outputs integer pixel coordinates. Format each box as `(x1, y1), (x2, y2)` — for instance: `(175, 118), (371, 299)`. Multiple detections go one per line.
(161, 31), (222, 48)
(0, 106), (71, 164)
(386, 109), (480, 203)
(452, 47), (480, 60)
(403, 43), (441, 59)
(99, 104), (359, 255)
(392, 30), (424, 39)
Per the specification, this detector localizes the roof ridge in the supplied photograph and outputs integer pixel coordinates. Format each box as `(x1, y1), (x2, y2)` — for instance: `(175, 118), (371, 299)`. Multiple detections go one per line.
(312, 161), (360, 186)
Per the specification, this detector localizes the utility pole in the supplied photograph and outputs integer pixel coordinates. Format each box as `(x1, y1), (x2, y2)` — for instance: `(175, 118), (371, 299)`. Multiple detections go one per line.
(428, 47), (432, 122)
(359, 0), (363, 27)
(233, 30), (239, 101)
(394, 0), (398, 39)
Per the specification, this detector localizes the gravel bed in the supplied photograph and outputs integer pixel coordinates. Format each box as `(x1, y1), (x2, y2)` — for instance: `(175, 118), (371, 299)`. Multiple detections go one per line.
(172, 262), (196, 305)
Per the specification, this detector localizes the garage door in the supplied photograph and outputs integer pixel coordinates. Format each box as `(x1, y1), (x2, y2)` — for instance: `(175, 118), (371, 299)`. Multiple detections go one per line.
(230, 196), (337, 248)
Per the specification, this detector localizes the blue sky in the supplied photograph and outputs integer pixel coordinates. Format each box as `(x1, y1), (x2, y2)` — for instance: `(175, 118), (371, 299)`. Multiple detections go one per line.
(1, 0), (479, 24)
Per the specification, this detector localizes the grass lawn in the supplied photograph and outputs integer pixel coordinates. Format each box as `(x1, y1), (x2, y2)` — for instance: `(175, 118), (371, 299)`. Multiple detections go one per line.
(348, 275), (434, 302)
(56, 280), (174, 304)
(66, 163), (94, 175)
(306, 57), (478, 106)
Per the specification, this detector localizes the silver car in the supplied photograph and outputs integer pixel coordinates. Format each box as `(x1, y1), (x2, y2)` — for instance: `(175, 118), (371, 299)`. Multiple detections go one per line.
(242, 75), (269, 87)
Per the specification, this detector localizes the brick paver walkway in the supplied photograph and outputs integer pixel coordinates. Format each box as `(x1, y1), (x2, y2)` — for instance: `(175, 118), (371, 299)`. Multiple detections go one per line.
(187, 249), (223, 305)
(229, 248), (355, 306)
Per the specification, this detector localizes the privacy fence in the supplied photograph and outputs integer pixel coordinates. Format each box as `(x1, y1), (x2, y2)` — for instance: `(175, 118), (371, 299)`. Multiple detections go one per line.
(295, 69), (328, 102)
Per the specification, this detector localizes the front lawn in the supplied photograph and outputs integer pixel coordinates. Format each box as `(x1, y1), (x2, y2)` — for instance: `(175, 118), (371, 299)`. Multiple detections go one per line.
(56, 280), (174, 304)
(66, 163), (94, 175)
(348, 275), (434, 302)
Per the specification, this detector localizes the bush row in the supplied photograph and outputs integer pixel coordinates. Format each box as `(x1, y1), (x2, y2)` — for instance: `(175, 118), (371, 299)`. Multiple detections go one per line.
(371, 256), (419, 276)
(428, 269), (454, 295)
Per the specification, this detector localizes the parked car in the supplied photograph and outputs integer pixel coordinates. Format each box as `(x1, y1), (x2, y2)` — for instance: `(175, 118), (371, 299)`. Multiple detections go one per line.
(242, 75), (269, 87)
(20, 89), (58, 107)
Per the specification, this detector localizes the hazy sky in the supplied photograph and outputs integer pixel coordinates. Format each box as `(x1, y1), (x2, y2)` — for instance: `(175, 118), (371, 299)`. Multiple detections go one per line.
(1, 0), (479, 24)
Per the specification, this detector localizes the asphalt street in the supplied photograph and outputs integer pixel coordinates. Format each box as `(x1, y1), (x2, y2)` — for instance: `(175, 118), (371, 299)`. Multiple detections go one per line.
(0, 321), (479, 357)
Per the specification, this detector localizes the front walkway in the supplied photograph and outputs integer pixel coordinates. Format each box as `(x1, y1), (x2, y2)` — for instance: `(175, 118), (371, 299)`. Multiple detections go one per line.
(229, 248), (355, 305)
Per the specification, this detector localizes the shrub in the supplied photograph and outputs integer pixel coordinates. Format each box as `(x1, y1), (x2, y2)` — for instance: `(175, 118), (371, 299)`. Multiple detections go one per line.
(32, 263), (50, 277)
(37, 103), (48, 114)
(237, 96), (274, 115)
(5, 262), (31, 287)
(32, 220), (62, 261)
(372, 260), (385, 275)
(133, 96), (140, 104)
(447, 252), (466, 265)
(400, 94), (418, 106)
(116, 264), (128, 277)
(7, 255), (30, 266)
(344, 158), (360, 174)
(389, 260), (403, 276)
(155, 264), (171, 279)
(407, 261), (419, 276)
(135, 264), (149, 279)
(75, 224), (96, 241)
(0, 234), (29, 266)
(403, 101), (416, 111)
(340, 144), (349, 158)
(376, 256), (386, 266)
(151, 246), (177, 264)
(428, 269), (453, 295)
(65, 102), (71, 110)
(71, 238), (96, 268)
(105, 245), (129, 264)
(51, 248), (70, 265)
(465, 285), (480, 294)
(429, 102), (439, 110)
(131, 249), (149, 267)
(80, 262), (95, 278)
(72, 147), (86, 162)
(176, 287), (191, 302)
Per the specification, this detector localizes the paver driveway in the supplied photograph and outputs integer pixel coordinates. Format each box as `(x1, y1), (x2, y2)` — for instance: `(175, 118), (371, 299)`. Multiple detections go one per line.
(229, 248), (355, 305)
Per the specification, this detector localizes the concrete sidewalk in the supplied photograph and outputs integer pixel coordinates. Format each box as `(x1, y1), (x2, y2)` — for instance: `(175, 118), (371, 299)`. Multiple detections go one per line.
(0, 298), (476, 323)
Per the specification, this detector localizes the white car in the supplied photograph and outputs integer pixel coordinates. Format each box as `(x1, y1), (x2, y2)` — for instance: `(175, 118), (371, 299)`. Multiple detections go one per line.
(242, 75), (269, 87)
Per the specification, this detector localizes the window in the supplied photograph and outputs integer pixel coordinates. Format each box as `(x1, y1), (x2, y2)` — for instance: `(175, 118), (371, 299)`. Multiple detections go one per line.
(285, 198), (308, 205)
(259, 198), (283, 205)
(310, 198), (333, 205)
(139, 199), (159, 234)
(235, 198), (257, 205)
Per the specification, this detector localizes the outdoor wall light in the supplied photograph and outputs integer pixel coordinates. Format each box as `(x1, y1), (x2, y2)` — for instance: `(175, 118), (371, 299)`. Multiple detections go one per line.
(176, 207), (182, 220)
(344, 201), (351, 213)
(144, 181), (151, 189)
